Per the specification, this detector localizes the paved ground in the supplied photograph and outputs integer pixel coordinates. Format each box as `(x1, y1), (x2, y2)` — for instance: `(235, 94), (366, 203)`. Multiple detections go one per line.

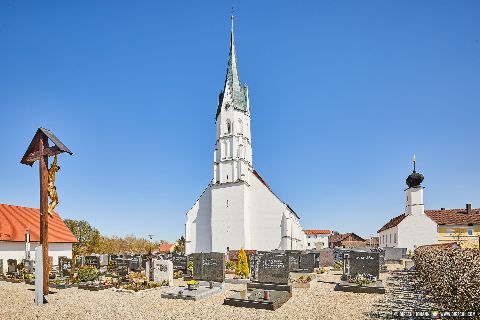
(0, 272), (388, 320)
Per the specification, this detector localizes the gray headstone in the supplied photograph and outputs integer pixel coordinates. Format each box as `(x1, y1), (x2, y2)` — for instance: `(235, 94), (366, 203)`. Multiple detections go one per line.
(191, 252), (225, 283)
(84, 256), (100, 269)
(24, 259), (34, 274)
(383, 247), (407, 261)
(318, 249), (335, 267)
(59, 257), (72, 277)
(100, 254), (109, 267)
(152, 259), (173, 286)
(7, 259), (17, 274)
(343, 251), (380, 278)
(130, 256), (142, 271)
(257, 253), (289, 285)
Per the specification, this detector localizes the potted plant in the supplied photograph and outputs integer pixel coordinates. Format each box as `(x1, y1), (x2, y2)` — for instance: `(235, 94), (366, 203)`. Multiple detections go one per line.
(186, 279), (198, 290)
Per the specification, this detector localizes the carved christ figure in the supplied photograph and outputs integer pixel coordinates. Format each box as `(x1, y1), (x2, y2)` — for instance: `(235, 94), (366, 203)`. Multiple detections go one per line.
(47, 154), (60, 217)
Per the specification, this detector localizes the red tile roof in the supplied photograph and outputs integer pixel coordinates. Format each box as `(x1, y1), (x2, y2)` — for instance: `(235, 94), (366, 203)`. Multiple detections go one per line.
(158, 243), (175, 252)
(378, 208), (480, 233)
(0, 204), (77, 243)
(425, 208), (480, 225)
(304, 230), (331, 235)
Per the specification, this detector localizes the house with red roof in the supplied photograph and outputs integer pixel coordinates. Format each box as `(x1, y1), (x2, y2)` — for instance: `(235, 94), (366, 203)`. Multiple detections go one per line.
(0, 204), (77, 272)
(157, 243), (176, 253)
(304, 230), (332, 250)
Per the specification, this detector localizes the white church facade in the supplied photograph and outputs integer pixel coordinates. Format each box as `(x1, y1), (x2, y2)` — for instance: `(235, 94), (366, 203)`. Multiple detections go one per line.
(185, 18), (306, 254)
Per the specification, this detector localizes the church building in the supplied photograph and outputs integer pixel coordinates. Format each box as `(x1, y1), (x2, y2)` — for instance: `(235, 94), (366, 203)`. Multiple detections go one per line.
(185, 18), (306, 254)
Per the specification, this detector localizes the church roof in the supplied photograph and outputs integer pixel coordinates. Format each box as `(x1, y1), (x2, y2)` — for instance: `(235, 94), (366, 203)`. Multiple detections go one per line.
(304, 230), (332, 235)
(216, 17), (249, 119)
(0, 204), (78, 243)
(377, 208), (480, 233)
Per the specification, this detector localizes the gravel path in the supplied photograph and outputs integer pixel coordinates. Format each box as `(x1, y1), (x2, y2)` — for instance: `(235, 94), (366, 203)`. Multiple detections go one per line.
(0, 273), (384, 320)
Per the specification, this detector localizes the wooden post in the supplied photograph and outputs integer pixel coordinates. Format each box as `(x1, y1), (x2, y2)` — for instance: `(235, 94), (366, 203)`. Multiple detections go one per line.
(39, 135), (49, 296)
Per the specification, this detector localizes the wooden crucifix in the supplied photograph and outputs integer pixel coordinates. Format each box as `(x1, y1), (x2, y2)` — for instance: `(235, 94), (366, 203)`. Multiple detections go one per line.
(21, 128), (73, 296)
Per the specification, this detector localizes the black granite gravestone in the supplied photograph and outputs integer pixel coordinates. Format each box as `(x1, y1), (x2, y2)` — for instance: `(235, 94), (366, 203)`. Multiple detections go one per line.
(191, 252), (225, 283)
(84, 256), (100, 269)
(115, 258), (130, 277)
(344, 251), (380, 278)
(298, 254), (315, 272)
(130, 256), (142, 271)
(257, 253), (289, 285)
(172, 254), (187, 272)
(7, 259), (17, 274)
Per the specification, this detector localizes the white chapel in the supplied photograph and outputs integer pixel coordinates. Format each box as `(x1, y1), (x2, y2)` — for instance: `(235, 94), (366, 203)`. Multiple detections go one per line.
(185, 18), (306, 254)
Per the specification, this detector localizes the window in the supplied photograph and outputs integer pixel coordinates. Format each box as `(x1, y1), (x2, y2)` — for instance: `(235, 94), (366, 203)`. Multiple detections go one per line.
(308, 243), (311, 246)
(389, 234), (391, 243)
(394, 234), (397, 243)
(226, 120), (231, 134)
(467, 229), (473, 236)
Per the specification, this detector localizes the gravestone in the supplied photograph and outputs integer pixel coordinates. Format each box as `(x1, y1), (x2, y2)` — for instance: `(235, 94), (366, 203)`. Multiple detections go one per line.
(383, 248), (406, 262)
(0, 259), (3, 275)
(59, 257), (72, 277)
(7, 259), (17, 274)
(191, 252), (225, 283)
(152, 259), (173, 286)
(141, 254), (149, 269)
(85, 256), (100, 269)
(298, 254), (315, 272)
(49, 256), (54, 268)
(115, 258), (130, 277)
(257, 253), (289, 285)
(99, 254), (109, 267)
(24, 259), (35, 274)
(225, 252), (292, 310)
(75, 256), (84, 267)
(318, 249), (335, 267)
(172, 254), (188, 272)
(130, 256), (142, 271)
(343, 251), (380, 279)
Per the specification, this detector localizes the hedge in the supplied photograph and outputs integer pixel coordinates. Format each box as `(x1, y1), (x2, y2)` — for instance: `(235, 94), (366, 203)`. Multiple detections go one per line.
(414, 246), (480, 313)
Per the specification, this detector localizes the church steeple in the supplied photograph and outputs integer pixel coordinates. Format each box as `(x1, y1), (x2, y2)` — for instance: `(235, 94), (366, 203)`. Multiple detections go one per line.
(213, 16), (253, 185)
(216, 16), (249, 119)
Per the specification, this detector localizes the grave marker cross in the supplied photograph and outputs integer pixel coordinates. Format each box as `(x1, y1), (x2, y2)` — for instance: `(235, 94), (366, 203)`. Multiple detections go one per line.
(20, 128), (72, 296)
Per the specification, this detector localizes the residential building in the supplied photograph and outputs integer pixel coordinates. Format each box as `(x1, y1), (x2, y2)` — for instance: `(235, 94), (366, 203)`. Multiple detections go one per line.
(304, 230), (332, 250)
(0, 204), (77, 272)
(328, 233), (366, 248)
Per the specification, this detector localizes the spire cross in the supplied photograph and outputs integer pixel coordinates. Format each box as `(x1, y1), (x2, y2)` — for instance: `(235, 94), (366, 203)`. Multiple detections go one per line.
(413, 154), (416, 172)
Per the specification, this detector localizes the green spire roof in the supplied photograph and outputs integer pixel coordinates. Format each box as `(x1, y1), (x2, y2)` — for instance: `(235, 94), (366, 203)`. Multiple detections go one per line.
(216, 16), (249, 119)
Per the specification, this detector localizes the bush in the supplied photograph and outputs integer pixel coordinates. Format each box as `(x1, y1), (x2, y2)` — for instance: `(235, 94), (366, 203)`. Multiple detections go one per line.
(415, 247), (480, 313)
(77, 266), (100, 282)
(225, 260), (237, 272)
(333, 260), (343, 270)
(235, 249), (249, 279)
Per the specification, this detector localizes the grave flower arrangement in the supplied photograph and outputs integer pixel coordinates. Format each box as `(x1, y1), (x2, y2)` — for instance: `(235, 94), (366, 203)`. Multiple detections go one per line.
(348, 274), (375, 286)
(187, 261), (193, 276)
(294, 275), (313, 284)
(333, 260), (343, 271)
(77, 266), (101, 282)
(186, 279), (198, 290)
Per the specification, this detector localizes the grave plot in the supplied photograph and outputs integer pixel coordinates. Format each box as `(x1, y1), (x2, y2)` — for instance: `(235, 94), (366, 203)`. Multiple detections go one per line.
(224, 252), (292, 311)
(334, 251), (385, 294)
(49, 257), (74, 289)
(161, 252), (225, 301)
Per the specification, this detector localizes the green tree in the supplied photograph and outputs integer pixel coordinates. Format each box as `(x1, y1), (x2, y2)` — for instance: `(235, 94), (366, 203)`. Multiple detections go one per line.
(64, 219), (101, 256)
(236, 249), (249, 279)
(174, 236), (186, 255)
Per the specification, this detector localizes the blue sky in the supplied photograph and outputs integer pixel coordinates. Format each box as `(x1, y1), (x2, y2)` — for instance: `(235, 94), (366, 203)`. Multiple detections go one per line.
(1, 1), (479, 242)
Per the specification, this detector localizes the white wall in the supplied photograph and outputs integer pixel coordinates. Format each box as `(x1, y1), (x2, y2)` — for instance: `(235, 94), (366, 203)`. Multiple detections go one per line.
(0, 241), (72, 273)
(306, 234), (329, 250)
(397, 215), (437, 252)
(185, 186), (212, 255)
(379, 226), (399, 248)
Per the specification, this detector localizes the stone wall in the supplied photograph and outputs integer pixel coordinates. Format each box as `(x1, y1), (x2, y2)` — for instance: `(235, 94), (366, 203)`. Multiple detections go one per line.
(414, 247), (480, 312)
